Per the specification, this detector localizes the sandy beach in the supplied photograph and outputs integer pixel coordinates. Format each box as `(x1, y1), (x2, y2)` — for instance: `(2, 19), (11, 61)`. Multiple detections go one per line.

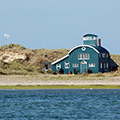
(0, 74), (120, 86)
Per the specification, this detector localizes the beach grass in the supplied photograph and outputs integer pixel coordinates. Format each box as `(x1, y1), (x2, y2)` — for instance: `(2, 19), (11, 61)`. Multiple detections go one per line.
(0, 85), (120, 89)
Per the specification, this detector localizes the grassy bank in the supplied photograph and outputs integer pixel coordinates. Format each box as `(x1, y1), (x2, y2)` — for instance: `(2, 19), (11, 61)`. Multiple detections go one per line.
(0, 85), (120, 89)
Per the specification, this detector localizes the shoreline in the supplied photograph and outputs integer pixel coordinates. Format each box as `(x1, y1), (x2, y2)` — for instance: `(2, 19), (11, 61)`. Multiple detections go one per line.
(0, 74), (120, 89)
(0, 85), (120, 89)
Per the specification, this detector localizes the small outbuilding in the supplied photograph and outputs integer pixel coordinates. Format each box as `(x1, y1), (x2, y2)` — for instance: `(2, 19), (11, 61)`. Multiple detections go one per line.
(51, 34), (118, 74)
(43, 61), (52, 71)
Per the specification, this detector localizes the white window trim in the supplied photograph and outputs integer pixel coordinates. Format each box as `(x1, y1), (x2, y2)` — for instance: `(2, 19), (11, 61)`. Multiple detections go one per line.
(106, 63), (109, 68)
(81, 61), (87, 64)
(83, 37), (97, 40)
(89, 63), (95, 67)
(81, 47), (86, 51)
(100, 63), (102, 69)
(78, 53), (90, 60)
(73, 63), (79, 68)
(65, 62), (70, 69)
(106, 54), (109, 58)
(102, 53), (105, 58)
(56, 64), (61, 70)
(99, 53), (101, 57)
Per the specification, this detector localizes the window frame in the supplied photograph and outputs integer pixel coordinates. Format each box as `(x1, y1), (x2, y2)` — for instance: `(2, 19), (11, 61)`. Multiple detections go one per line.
(89, 63), (95, 67)
(65, 62), (70, 69)
(78, 53), (90, 60)
(102, 53), (105, 58)
(73, 63), (79, 68)
(56, 64), (61, 70)
(106, 63), (109, 68)
(99, 53), (101, 57)
(106, 54), (109, 58)
(100, 63), (102, 69)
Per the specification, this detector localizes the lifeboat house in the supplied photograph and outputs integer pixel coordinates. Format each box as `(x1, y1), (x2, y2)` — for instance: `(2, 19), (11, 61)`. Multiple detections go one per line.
(51, 34), (118, 74)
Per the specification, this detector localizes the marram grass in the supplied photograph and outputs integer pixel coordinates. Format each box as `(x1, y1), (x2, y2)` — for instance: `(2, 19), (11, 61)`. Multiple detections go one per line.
(0, 85), (120, 89)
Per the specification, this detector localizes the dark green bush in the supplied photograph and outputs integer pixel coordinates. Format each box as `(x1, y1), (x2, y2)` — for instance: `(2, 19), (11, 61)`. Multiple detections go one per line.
(59, 68), (64, 74)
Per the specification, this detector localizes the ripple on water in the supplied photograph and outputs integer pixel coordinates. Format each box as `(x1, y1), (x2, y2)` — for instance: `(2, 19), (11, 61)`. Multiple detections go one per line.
(0, 89), (120, 119)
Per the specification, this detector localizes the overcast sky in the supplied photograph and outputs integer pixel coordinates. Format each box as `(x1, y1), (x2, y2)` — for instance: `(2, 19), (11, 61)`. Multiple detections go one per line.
(0, 0), (120, 54)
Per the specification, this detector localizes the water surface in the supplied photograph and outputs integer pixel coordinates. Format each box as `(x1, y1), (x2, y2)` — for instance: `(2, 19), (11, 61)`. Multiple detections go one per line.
(0, 89), (120, 120)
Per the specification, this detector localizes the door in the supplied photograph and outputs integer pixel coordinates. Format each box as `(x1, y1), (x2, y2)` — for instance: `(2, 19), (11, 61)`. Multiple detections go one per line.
(80, 61), (87, 73)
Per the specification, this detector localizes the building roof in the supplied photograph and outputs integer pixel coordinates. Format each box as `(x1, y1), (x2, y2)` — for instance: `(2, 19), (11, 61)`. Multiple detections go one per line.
(109, 58), (119, 67)
(52, 44), (109, 65)
(51, 55), (69, 65)
(83, 34), (98, 37)
(68, 45), (100, 54)
(93, 46), (109, 53)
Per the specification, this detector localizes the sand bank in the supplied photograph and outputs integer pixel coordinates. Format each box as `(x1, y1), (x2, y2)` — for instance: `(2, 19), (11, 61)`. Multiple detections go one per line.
(0, 74), (120, 86)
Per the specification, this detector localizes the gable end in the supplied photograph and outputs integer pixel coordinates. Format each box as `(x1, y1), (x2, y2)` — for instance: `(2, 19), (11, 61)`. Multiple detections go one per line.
(68, 45), (99, 54)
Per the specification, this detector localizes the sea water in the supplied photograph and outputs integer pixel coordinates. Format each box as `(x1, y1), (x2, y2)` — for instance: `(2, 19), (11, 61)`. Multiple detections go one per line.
(0, 89), (120, 120)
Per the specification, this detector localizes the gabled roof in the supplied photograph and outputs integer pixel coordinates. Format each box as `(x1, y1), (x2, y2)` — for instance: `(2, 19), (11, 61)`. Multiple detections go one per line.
(109, 58), (119, 67)
(93, 46), (109, 53)
(68, 45), (100, 54)
(51, 44), (109, 65)
(51, 55), (68, 65)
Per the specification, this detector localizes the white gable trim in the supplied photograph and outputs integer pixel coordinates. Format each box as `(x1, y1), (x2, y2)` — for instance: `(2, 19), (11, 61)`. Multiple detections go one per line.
(68, 45), (99, 54)
(51, 55), (69, 65)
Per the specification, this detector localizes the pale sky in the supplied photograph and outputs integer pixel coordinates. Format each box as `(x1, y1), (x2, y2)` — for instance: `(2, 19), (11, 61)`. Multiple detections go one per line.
(0, 0), (120, 54)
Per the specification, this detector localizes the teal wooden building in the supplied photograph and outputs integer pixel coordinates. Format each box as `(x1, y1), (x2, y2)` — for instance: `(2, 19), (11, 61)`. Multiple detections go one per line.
(52, 34), (118, 74)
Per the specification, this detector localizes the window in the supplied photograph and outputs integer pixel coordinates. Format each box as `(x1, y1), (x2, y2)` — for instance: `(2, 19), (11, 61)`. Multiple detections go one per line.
(81, 61), (87, 64)
(81, 46), (86, 51)
(106, 54), (109, 58)
(89, 63), (95, 67)
(65, 62), (69, 69)
(83, 54), (85, 59)
(78, 53), (90, 60)
(93, 37), (97, 40)
(102, 53), (105, 58)
(73, 63), (79, 67)
(86, 54), (89, 59)
(100, 63), (102, 68)
(106, 63), (109, 68)
(99, 53), (101, 57)
(56, 64), (61, 70)
(86, 37), (93, 40)
(83, 37), (97, 40)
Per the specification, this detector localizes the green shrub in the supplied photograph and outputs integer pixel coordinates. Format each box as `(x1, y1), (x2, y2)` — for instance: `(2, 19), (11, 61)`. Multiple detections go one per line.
(59, 68), (64, 74)
(46, 70), (53, 74)
(95, 73), (105, 77)
(74, 69), (78, 74)
(82, 73), (88, 77)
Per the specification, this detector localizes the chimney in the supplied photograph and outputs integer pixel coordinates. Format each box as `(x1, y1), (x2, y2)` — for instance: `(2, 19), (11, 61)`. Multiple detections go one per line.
(98, 38), (101, 46)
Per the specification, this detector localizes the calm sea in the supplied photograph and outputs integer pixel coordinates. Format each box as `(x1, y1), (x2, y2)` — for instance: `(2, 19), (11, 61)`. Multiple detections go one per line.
(0, 89), (120, 120)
